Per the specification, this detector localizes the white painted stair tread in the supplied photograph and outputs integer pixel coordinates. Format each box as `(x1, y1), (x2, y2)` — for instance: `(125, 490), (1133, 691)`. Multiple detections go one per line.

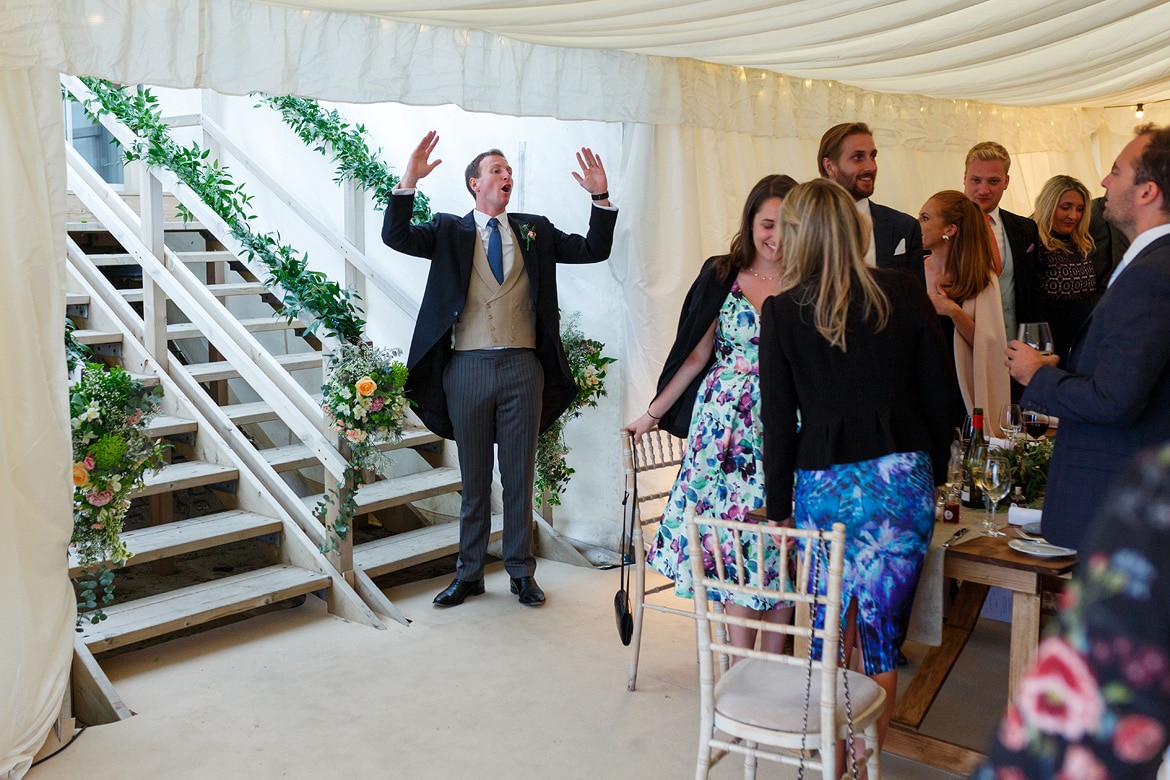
(355, 513), (503, 578)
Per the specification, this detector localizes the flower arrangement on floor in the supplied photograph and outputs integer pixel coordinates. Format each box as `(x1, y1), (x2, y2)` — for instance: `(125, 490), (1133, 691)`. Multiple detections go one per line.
(316, 343), (411, 551)
(535, 313), (617, 506)
(71, 363), (169, 625)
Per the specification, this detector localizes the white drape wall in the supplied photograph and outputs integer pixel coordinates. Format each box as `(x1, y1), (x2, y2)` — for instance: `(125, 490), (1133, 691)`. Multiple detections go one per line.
(0, 69), (74, 780)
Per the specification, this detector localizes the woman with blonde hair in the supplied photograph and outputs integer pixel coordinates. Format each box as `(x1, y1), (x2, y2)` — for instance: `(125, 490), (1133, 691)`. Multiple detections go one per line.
(760, 179), (957, 755)
(919, 189), (1011, 431)
(1031, 175), (1096, 365)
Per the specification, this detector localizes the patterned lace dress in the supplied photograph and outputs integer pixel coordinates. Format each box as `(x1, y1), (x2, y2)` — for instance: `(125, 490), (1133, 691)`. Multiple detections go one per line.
(645, 282), (785, 610)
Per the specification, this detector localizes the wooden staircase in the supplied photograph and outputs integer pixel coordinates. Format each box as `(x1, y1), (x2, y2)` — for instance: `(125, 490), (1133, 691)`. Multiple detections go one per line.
(65, 266), (380, 723)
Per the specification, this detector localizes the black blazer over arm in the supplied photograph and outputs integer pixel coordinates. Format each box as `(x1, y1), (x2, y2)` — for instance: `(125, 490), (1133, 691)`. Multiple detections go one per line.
(381, 192), (618, 438)
(654, 258), (736, 439)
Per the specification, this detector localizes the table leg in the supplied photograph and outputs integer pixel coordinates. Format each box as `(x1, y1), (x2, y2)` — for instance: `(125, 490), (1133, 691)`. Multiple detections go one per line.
(1008, 589), (1042, 699)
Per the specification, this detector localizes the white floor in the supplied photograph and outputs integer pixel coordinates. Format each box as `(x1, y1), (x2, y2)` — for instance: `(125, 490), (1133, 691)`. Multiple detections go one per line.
(28, 560), (1012, 779)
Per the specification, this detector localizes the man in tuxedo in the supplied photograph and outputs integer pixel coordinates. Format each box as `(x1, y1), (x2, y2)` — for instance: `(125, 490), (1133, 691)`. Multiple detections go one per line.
(818, 122), (924, 286)
(382, 131), (617, 607)
(963, 141), (1042, 343)
(1006, 124), (1170, 552)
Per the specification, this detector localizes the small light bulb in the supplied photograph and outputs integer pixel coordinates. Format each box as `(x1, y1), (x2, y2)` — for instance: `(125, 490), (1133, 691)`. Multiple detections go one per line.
(1136, 103), (1145, 118)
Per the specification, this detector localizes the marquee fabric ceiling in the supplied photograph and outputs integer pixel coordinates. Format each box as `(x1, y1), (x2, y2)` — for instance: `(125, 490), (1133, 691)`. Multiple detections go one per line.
(263, 0), (1170, 108)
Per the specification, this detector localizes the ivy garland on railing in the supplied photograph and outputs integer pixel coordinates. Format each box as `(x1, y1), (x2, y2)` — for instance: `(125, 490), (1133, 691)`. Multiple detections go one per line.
(74, 79), (366, 345)
(72, 79), (372, 552)
(258, 95), (433, 224)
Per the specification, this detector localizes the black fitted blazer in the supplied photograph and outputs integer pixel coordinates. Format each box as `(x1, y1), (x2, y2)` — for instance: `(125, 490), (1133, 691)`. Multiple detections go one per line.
(759, 268), (958, 520)
(381, 192), (617, 439)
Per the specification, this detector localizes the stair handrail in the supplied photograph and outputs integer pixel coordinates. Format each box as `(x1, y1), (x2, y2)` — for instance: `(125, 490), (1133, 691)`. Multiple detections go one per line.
(65, 144), (350, 490)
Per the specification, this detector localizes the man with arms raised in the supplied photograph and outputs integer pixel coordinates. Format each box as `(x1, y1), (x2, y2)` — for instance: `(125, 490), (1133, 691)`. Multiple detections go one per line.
(963, 141), (1042, 343)
(818, 122), (924, 286)
(1006, 124), (1170, 552)
(382, 132), (617, 607)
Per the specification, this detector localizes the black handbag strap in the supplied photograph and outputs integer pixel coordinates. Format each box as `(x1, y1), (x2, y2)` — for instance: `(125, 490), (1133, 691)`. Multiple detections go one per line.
(619, 442), (639, 592)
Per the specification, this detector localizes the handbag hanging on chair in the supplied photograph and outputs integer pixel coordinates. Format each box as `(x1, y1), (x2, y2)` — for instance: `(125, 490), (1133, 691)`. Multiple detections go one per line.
(614, 446), (638, 645)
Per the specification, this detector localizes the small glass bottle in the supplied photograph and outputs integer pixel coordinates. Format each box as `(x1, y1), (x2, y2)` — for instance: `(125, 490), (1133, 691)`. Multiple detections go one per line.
(1009, 486), (1027, 507)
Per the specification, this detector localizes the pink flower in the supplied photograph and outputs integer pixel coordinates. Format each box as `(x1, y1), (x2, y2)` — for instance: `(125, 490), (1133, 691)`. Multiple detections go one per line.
(1112, 715), (1166, 764)
(87, 490), (114, 507)
(1016, 637), (1104, 741)
(83, 454), (95, 470)
(90, 523), (104, 530)
(994, 769), (1028, 780)
(125, 409), (143, 425)
(1057, 745), (1106, 780)
(998, 705), (1029, 752)
(369, 396), (385, 412)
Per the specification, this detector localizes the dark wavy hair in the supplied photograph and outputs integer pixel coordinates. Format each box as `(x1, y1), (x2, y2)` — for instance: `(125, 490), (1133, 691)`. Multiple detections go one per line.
(712, 174), (799, 282)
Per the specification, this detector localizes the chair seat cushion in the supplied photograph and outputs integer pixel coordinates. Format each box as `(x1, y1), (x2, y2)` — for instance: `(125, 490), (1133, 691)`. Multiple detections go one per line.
(714, 659), (884, 733)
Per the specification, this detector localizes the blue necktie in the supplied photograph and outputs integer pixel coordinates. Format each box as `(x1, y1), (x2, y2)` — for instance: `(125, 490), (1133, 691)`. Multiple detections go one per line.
(487, 217), (504, 284)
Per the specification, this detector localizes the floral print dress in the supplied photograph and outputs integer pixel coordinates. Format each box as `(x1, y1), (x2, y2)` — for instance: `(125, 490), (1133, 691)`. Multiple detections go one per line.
(975, 445), (1170, 780)
(646, 282), (785, 610)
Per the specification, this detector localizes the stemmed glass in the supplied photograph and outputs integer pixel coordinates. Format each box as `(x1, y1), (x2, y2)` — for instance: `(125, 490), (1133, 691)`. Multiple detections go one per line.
(1022, 409), (1049, 440)
(998, 403), (1023, 441)
(1017, 322), (1055, 356)
(978, 452), (1011, 537)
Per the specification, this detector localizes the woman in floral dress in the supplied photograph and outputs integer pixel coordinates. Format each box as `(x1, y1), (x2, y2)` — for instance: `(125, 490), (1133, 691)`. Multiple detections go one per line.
(976, 444), (1170, 780)
(627, 174), (797, 652)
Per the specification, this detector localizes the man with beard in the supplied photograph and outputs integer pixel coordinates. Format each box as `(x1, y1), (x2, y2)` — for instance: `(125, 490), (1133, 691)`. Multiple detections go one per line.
(1006, 124), (1170, 553)
(818, 122), (924, 287)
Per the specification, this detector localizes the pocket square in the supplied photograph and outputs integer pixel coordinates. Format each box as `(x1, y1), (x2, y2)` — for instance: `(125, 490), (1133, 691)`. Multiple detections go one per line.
(1027, 243), (1035, 253)
(894, 238), (907, 255)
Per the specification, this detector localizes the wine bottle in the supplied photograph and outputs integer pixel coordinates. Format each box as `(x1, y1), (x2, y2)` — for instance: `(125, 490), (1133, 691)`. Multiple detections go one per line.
(962, 408), (987, 508)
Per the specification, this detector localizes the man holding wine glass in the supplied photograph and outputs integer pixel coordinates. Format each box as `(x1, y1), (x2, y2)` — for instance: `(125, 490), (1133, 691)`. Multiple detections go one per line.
(1004, 124), (1170, 553)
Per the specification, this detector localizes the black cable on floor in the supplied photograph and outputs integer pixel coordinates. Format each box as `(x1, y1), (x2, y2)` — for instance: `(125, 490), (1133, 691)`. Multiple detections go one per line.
(29, 725), (86, 767)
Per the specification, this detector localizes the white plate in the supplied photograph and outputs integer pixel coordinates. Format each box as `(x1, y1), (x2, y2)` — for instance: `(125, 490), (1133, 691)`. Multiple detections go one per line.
(1021, 522), (1043, 537)
(1009, 539), (1076, 558)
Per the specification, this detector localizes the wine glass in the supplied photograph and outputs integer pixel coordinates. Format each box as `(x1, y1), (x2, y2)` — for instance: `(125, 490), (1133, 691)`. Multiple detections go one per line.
(998, 403), (1023, 441)
(978, 452), (1011, 537)
(1022, 409), (1049, 440)
(1017, 322), (1055, 356)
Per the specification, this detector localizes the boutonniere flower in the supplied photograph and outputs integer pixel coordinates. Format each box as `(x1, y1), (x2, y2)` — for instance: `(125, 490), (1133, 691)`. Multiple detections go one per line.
(518, 223), (536, 250)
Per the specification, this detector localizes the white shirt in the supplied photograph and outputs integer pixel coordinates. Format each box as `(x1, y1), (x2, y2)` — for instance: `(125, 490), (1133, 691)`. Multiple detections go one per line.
(473, 210), (516, 278)
(1109, 223), (1170, 287)
(988, 206), (1017, 341)
(855, 197), (877, 267)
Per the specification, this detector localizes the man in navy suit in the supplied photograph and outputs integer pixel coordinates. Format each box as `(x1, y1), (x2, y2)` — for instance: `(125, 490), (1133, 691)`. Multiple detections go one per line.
(818, 122), (924, 287)
(1007, 124), (1170, 553)
(382, 131), (617, 607)
(963, 141), (1042, 343)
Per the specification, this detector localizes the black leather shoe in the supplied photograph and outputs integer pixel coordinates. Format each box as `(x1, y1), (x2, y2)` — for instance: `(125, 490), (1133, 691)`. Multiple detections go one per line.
(433, 578), (485, 607)
(509, 576), (546, 606)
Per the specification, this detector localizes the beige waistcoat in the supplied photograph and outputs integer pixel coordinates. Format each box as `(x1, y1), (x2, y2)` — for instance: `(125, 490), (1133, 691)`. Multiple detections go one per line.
(452, 222), (537, 351)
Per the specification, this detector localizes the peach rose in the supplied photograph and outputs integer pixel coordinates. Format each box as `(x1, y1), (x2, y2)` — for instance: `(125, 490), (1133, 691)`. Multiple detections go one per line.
(1017, 637), (1103, 741)
(355, 376), (377, 397)
(72, 463), (90, 487)
(87, 490), (113, 507)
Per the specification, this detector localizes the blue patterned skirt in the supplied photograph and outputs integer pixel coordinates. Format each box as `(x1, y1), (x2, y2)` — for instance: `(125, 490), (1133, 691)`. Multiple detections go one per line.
(797, 451), (935, 675)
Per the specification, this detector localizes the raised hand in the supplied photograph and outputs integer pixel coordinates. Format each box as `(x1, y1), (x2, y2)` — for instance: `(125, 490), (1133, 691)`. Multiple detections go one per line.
(401, 131), (442, 189)
(571, 147), (609, 202)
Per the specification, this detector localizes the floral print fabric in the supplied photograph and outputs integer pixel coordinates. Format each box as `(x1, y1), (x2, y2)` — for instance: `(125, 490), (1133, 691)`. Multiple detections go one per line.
(797, 451), (936, 676)
(975, 445), (1170, 779)
(647, 283), (785, 610)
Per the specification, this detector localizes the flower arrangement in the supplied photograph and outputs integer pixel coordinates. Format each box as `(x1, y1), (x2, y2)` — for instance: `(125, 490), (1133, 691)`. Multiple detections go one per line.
(71, 363), (168, 624)
(1005, 436), (1055, 505)
(316, 343), (411, 549)
(534, 313), (617, 506)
